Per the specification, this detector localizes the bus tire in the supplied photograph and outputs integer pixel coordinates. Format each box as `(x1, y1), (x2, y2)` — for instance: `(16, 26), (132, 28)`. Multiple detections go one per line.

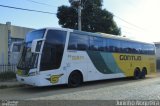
(134, 68), (141, 80)
(140, 68), (147, 79)
(68, 71), (83, 88)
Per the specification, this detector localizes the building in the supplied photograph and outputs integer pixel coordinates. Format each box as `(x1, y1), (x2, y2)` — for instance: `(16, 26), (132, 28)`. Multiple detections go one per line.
(154, 42), (160, 70)
(0, 22), (33, 65)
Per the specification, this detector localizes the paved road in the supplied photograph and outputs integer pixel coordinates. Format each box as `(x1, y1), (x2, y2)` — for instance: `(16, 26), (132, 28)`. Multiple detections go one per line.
(0, 73), (160, 100)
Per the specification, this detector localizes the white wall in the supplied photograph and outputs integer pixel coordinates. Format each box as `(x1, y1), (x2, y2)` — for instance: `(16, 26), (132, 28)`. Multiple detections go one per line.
(0, 23), (34, 65)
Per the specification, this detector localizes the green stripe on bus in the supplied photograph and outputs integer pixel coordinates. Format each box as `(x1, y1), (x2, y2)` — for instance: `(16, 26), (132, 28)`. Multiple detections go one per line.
(87, 51), (123, 74)
(100, 52), (122, 73)
(87, 51), (112, 74)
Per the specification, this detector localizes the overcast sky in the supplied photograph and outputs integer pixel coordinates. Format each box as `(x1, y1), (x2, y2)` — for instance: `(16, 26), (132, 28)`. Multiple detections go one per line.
(0, 0), (160, 42)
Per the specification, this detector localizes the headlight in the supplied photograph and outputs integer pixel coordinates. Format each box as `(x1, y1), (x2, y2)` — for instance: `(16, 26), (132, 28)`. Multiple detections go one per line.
(16, 69), (22, 75)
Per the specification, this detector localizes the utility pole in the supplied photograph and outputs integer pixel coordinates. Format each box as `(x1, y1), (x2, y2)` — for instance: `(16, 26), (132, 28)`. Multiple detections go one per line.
(78, 0), (82, 31)
(69, 0), (82, 31)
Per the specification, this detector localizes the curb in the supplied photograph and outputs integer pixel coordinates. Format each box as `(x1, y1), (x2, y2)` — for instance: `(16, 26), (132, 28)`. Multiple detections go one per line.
(0, 80), (24, 89)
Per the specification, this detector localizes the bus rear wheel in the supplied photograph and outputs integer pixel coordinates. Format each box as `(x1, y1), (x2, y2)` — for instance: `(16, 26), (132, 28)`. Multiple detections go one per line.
(140, 68), (147, 79)
(68, 71), (82, 88)
(134, 68), (141, 80)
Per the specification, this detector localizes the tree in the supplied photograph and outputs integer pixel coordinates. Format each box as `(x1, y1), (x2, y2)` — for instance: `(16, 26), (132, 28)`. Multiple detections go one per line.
(57, 0), (121, 35)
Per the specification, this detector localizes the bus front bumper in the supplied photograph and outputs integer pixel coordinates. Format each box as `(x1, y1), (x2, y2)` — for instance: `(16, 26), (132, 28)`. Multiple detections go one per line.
(16, 75), (51, 87)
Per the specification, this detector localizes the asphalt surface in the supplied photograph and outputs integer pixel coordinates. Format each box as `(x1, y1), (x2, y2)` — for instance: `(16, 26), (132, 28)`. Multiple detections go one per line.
(0, 73), (159, 100)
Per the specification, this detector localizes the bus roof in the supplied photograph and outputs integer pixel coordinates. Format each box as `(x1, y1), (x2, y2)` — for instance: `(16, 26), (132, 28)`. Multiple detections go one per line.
(43, 27), (154, 45)
(72, 29), (154, 45)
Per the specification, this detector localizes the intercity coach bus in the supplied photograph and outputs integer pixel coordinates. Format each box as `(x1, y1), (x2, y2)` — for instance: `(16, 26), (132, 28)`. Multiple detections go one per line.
(16, 28), (156, 87)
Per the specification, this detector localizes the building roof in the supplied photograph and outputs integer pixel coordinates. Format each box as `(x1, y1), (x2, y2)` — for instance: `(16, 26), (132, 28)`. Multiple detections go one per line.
(0, 23), (34, 39)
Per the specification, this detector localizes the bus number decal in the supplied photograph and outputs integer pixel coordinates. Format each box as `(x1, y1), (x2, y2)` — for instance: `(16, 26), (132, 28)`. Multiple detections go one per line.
(68, 55), (84, 60)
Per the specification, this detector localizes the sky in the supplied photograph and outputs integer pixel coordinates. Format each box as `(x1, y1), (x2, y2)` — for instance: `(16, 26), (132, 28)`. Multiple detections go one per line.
(0, 0), (160, 42)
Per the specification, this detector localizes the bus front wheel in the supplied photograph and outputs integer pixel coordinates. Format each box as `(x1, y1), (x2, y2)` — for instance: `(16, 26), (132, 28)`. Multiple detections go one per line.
(68, 71), (83, 88)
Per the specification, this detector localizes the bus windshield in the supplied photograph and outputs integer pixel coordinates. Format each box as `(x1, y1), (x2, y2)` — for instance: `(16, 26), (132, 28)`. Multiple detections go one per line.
(26, 29), (45, 42)
(17, 29), (45, 72)
(17, 43), (38, 70)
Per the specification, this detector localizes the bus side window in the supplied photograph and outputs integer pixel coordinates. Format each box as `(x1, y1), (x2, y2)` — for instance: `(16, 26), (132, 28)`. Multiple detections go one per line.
(89, 36), (104, 51)
(104, 39), (109, 52)
(131, 43), (138, 54)
(146, 44), (155, 55)
(142, 44), (148, 54)
(68, 33), (89, 51)
(68, 34), (77, 50)
(97, 37), (105, 51)
(89, 36), (96, 51)
(150, 45), (155, 55)
(77, 35), (89, 50)
(108, 39), (120, 53)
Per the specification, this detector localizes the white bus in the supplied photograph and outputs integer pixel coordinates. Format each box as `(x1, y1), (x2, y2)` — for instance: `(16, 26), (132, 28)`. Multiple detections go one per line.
(10, 42), (22, 64)
(16, 28), (156, 87)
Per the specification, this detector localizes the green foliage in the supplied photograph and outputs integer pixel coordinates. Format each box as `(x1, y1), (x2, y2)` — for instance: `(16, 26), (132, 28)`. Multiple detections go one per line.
(0, 71), (16, 81)
(57, 0), (121, 35)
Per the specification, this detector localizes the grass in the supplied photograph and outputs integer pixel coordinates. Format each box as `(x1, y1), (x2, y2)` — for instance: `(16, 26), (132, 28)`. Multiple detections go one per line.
(0, 71), (16, 81)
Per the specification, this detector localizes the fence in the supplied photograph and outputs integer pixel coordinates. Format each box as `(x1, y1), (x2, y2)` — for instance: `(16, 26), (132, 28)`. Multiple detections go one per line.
(0, 64), (17, 81)
(0, 64), (17, 73)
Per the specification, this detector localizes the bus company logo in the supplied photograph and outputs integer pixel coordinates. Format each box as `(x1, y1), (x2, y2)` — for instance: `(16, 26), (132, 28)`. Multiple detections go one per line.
(119, 55), (141, 61)
(46, 74), (64, 84)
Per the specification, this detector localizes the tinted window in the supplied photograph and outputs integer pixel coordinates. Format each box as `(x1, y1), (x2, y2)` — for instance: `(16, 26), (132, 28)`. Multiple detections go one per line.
(150, 45), (155, 55)
(121, 41), (142, 54)
(67, 33), (155, 55)
(40, 30), (66, 71)
(46, 30), (66, 45)
(130, 42), (138, 53)
(104, 39), (109, 52)
(26, 29), (45, 42)
(90, 36), (103, 51)
(142, 44), (155, 55)
(142, 44), (149, 54)
(97, 37), (105, 51)
(68, 33), (89, 50)
(121, 41), (128, 53)
(89, 36), (105, 51)
(108, 39), (120, 52)
(135, 43), (142, 54)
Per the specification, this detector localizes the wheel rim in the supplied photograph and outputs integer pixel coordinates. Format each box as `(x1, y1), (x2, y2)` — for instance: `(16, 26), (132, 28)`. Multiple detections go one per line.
(69, 73), (81, 87)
